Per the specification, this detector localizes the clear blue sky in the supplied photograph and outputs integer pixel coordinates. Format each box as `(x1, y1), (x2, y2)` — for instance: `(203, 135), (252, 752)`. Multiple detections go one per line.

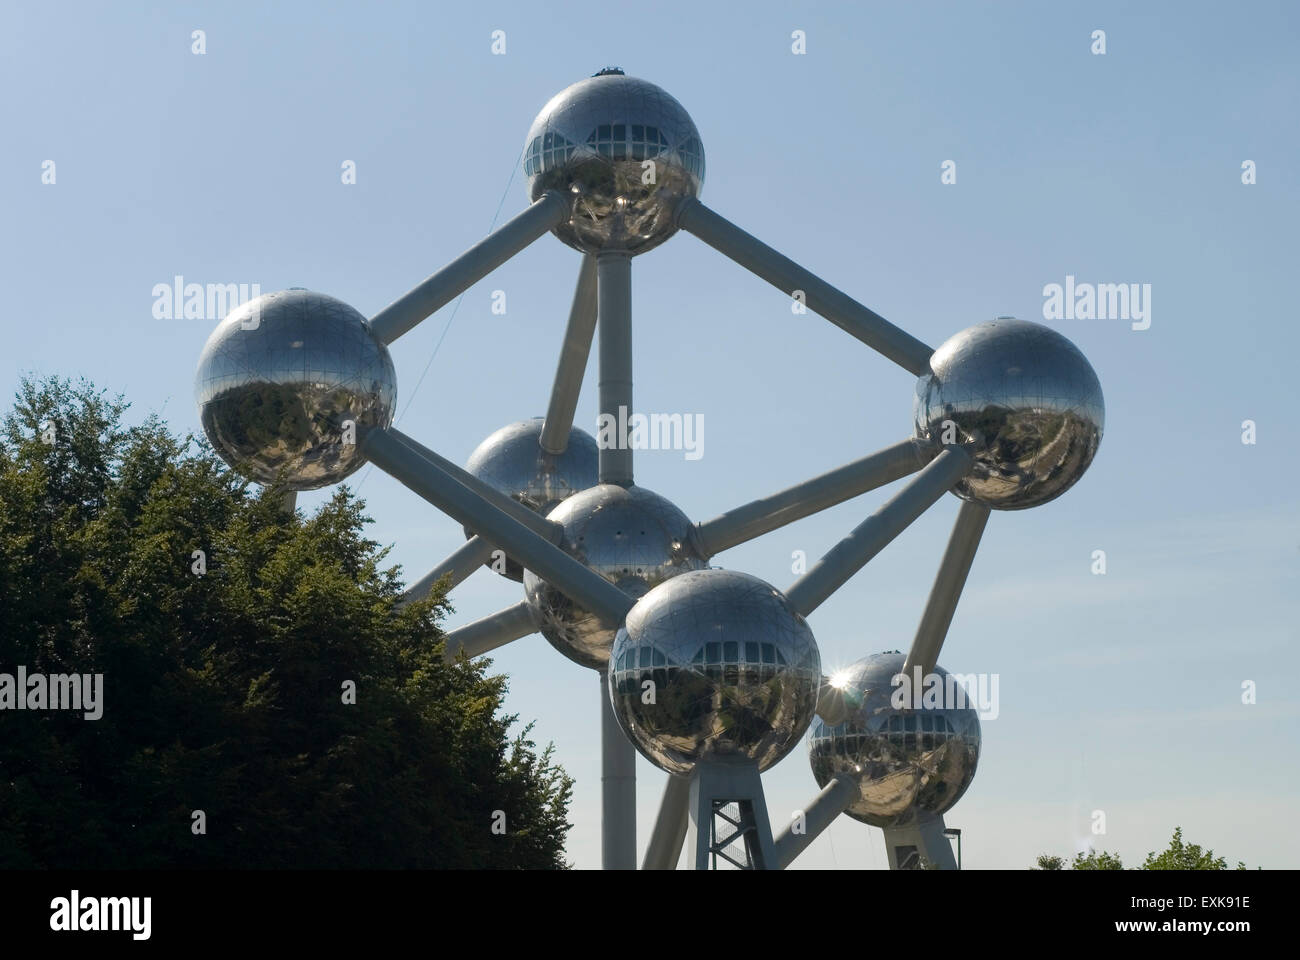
(3, 0), (1297, 868)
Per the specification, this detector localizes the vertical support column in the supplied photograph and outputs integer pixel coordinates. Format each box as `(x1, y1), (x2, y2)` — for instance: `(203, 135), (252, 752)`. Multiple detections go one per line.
(596, 253), (637, 868)
(597, 253), (633, 487)
(882, 813), (958, 869)
(600, 672), (637, 869)
(687, 762), (777, 870)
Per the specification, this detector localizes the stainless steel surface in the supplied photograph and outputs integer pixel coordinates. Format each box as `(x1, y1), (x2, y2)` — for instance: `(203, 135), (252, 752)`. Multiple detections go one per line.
(368, 192), (565, 344)
(524, 70), (704, 255)
(597, 253), (634, 485)
(524, 484), (706, 669)
(400, 535), (497, 606)
(809, 652), (980, 828)
(400, 427), (564, 538)
(600, 672), (638, 869)
(772, 772), (856, 869)
(464, 418), (598, 580)
(643, 775), (691, 870)
(363, 426), (636, 626)
(784, 447), (972, 617)
(913, 318), (1104, 510)
(676, 198), (934, 375)
(189, 74), (1111, 871)
(195, 289), (396, 490)
(540, 254), (599, 454)
(686, 760), (777, 870)
(609, 569), (821, 777)
(904, 500), (990, 677)
(443, 600), (538, 661)
(695, 439), (926, 557)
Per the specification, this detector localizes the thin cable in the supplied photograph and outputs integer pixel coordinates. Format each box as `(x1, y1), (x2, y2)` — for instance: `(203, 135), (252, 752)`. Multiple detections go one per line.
(355, 144), (525, 492)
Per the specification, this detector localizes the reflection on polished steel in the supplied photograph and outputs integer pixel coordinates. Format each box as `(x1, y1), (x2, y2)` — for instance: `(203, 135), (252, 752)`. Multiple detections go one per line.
(195, 289), (397, 490)
(464, 418), (599, 580)
(913, 318), (1104, 510)
(809, 652), (980, 828)
(191, 69), (1111, 869)
(524, 484), (706, 668)
(609, 569), (821, 777)
(524, 68), (704, 256)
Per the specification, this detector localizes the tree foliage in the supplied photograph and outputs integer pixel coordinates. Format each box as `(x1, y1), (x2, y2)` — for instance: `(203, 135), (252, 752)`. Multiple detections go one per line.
(0, 376), (572, 868)
(1035, 826), (1249, 871)
(1072, 848), (1125, 870)
(1140, 827), (1244, 871)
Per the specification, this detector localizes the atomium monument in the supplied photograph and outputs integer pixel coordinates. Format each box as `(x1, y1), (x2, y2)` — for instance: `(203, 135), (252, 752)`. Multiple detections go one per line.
(194, 67), (1104, 870)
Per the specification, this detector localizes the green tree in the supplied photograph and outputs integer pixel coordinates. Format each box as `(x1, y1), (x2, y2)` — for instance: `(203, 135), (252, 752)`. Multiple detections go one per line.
(1033, 827), (1250, 870)
(1141, 827), (1244, 871)
(1072, 848), (1124, 870)
(0, 376), (572, 868)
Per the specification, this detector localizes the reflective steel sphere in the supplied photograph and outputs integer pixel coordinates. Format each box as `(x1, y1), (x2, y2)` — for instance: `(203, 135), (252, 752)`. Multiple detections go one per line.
(463, 418), (599, 580)
(524, 484), (706, 668)
(523, 69), (704, 255)
(809, 652), (980, 828)
(913, 318), (1103, 510)
(195, 289), (397, 490)
(609, 569), (821, 777)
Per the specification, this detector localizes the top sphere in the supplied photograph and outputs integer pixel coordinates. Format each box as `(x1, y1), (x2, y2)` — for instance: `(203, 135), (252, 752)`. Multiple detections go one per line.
(913, 319), (1103, 510)
(194, 290), (396, 490)
(523, 71), (704, 255)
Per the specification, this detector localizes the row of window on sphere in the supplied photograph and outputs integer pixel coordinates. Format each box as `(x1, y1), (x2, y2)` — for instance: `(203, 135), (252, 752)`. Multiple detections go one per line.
(523, 126), (705, 179)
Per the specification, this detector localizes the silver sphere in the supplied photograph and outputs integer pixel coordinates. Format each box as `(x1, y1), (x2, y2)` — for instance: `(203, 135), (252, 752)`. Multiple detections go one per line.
(195, 289), (396, 491)
(609, 569), (821, 777)
(463, 419), (599, 581)
(809, 652), (981, 828)
(913, 318), (1103, 510)
(524, 484), (706, 668)
(523, 68), (704, 256)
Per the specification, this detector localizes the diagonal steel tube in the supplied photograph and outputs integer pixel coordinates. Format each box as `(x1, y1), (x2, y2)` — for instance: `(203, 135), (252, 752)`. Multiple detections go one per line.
(903, 499), (990, 677)
(676, 198), (934, 375)
(772, 773), (856, 870)
(443, 600), (537, 661)
(398, 535), (497, 607)
(368, 192), (567, 345)
(785, 447), (972, 617)
(362, 427), (635, 625)
(642, 775), (691, 870)
(695, 439), (925, 557)
(540, 254), (599, 455)
(388, 430), (562, 543)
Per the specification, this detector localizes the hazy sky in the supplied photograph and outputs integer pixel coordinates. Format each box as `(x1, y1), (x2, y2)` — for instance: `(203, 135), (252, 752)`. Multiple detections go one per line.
(3, 0), (1297, 869)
